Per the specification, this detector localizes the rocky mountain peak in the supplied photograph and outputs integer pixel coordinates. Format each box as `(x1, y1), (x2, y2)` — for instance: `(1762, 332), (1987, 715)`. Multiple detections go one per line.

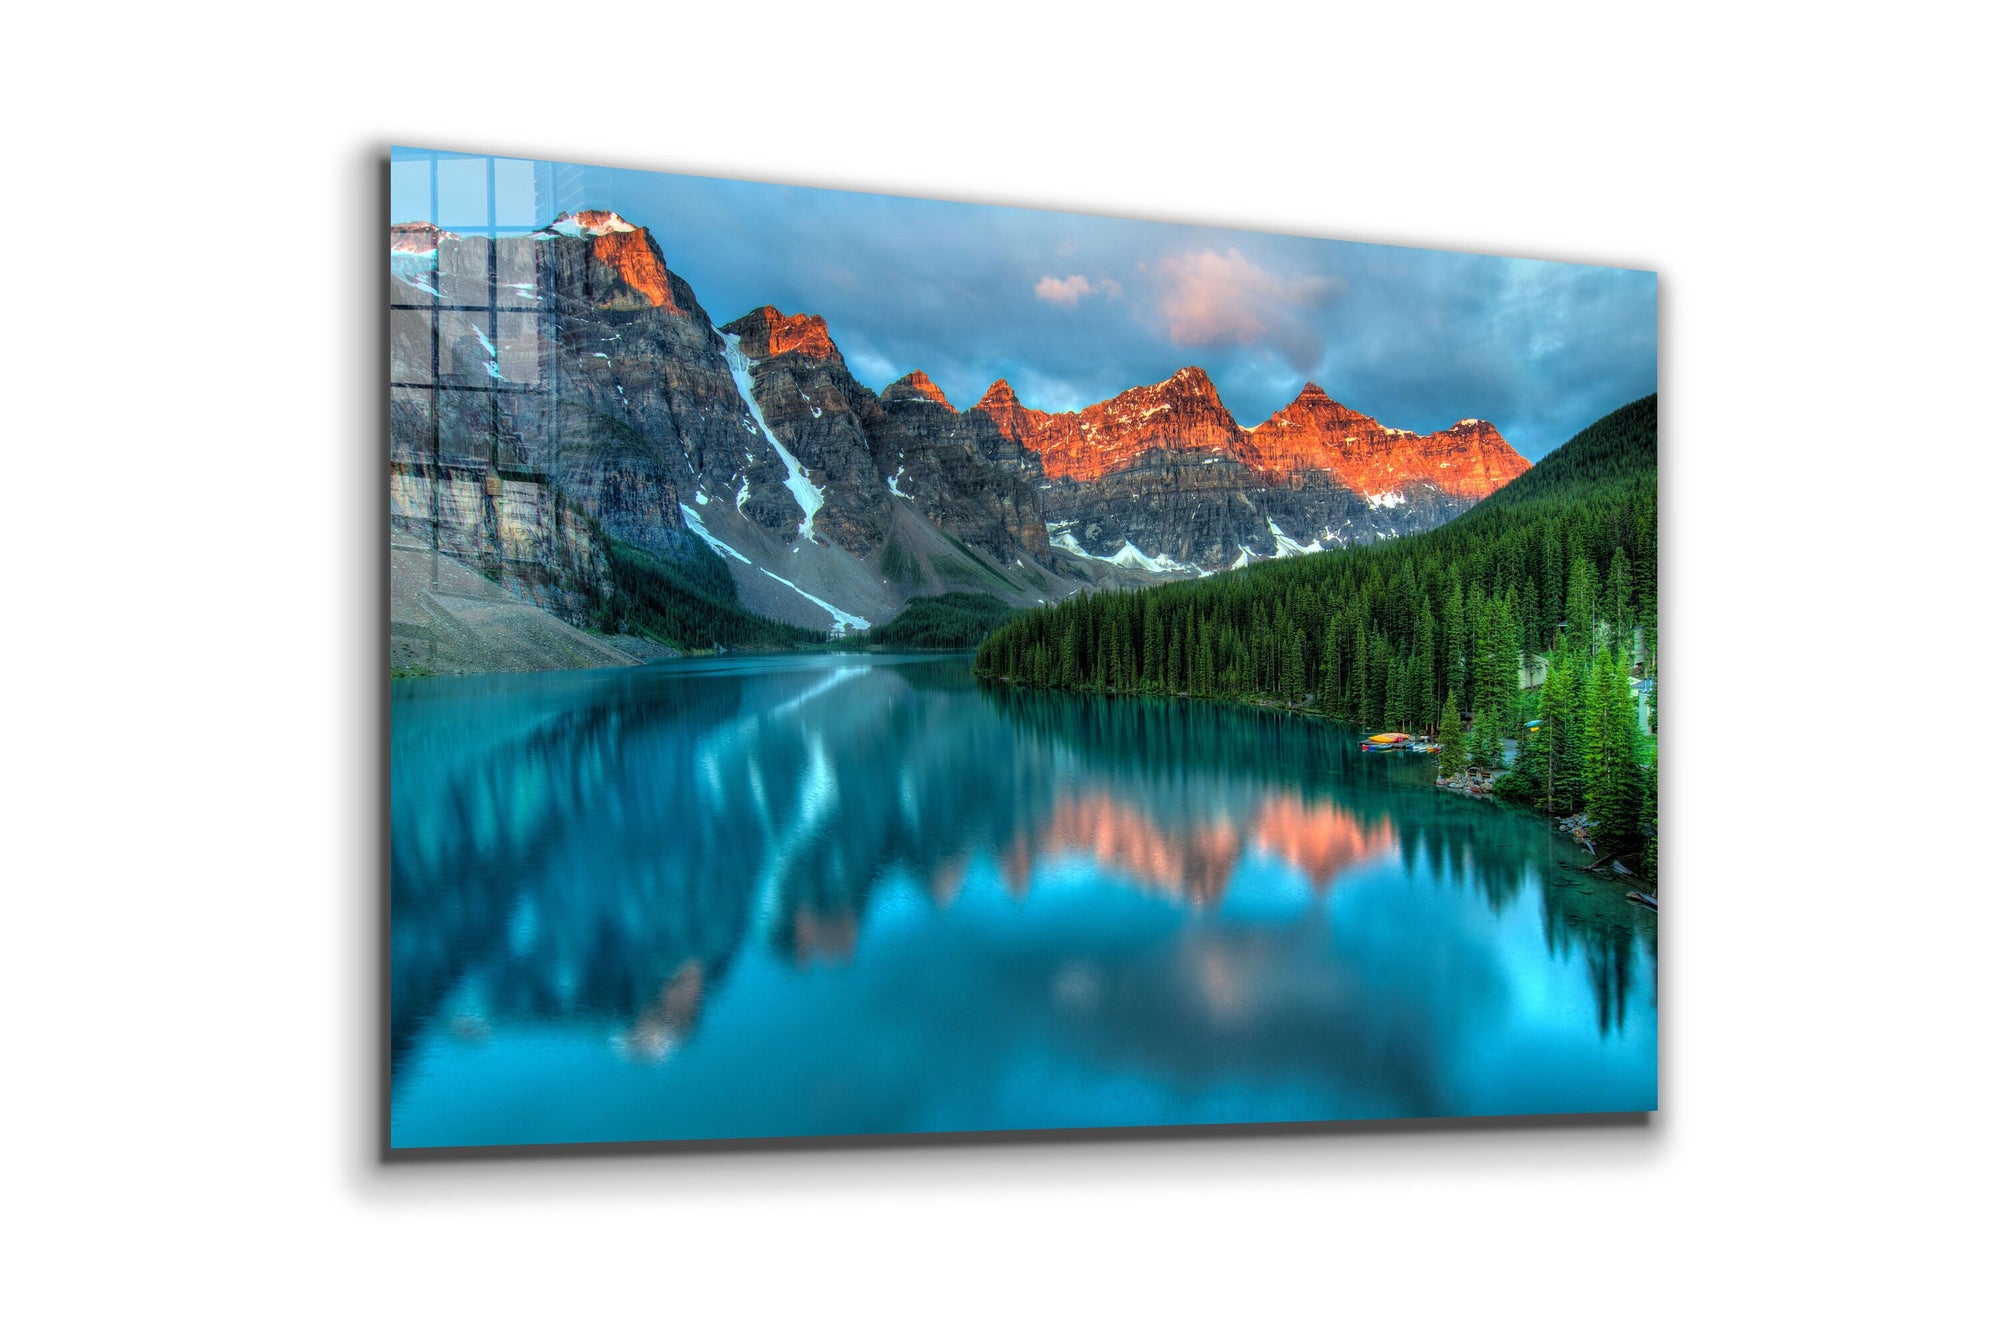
(390, 220), (454, 253)
(1241, 388), (1527, 499)
(884, 370), (954, 409)
(723, 305), (841, 362)
(531, 209), (682, 311)
(1013, 366), (1243, 481)
(972, 379), (1046, 442)
(1254, 384), (1375, 435)
(976, 379), (1019, 410)
(1156, 365), (1223, 403)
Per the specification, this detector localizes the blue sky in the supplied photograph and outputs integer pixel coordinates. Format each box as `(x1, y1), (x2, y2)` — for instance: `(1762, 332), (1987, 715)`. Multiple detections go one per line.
(392, 148), (1656, 461)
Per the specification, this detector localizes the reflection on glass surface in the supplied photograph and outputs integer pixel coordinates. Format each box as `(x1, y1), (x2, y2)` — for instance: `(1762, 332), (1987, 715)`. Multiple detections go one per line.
(391, 654), (1655, 1147)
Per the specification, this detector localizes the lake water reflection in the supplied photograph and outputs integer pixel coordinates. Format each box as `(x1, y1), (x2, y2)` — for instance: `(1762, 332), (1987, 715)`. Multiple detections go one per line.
(390, 653), (1655, 1148)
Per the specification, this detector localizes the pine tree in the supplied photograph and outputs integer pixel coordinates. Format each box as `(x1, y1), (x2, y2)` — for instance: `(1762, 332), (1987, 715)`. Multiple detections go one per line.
(1641, 752), (1659, 878)
(1142, 602), (1163, 687)
(1518, 707), (1550, 805)
(1489, 596), (1521, 734)
(1607, 546), (1635, 654)
(1470, 707), (1500, 771)
(1539, 645), (1585, 811)
(1444, 578), (1467, 705)
(1319, 620), (1343, 715)
(1540, 525), (1565, 647)
(1438, 690), (1466, 776)
(1347, 623), (1369, 721)
(1414, 600), (1437, 726)
(1583, 647), (1641, 843)
(1568, 556), (1599, 650)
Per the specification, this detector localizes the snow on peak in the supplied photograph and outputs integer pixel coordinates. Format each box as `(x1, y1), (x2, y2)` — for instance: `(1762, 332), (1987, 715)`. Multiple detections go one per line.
(1155, 366), (1216, 395)
(389, 221), (455, 254)
(543, 209), (639, 237)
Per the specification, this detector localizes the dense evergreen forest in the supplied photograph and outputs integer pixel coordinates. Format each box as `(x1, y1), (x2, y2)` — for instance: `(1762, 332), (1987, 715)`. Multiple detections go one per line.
(976, 395), (1660, 868)
(588, 531), (827, 652)
(859, 592), (1017, 650)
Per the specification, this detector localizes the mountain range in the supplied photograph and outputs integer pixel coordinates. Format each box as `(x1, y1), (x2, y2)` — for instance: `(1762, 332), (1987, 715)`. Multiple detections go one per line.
(388, 209), (1529, 664)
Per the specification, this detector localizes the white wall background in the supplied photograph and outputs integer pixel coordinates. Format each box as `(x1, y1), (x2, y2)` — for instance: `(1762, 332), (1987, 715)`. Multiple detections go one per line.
(6, 3), (1990, 1326)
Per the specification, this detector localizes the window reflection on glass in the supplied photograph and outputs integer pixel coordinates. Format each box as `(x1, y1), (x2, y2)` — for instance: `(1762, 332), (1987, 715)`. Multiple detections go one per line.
(437, 234), (491, 307)
(388, 152), (571, 609)
(435, 157), (489, 230)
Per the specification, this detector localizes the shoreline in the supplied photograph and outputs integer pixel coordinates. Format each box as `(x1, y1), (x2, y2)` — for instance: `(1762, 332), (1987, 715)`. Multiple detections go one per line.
(392, 644), (977, 682)
(979, 669), (1658, 897)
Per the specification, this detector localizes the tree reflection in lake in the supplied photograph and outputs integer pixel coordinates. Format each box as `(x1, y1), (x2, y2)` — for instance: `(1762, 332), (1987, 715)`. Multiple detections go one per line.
(390, 653), (1655, 1147)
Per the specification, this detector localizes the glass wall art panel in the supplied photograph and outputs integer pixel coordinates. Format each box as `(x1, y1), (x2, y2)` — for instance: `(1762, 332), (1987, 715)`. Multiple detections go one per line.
(387, 146), (1659, 1152)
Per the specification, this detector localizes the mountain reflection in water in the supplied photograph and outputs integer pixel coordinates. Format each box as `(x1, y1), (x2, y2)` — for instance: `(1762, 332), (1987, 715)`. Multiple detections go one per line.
(390, 653), (1655, 1147)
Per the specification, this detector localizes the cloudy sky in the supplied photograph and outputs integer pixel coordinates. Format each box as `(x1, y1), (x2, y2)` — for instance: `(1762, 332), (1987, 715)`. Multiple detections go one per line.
(392, 149), (1656, 461)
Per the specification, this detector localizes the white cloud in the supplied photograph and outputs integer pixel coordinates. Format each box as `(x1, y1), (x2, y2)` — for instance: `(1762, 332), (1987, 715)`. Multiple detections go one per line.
(1034, 273), (1122, 307)
(1154, 247), (1343, 370)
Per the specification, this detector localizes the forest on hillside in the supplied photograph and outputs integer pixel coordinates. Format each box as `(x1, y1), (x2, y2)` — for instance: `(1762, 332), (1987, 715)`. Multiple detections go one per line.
(859, 592), (1018, 650)
(975, 395), (1661, 869)
(589, 530), (827, 652)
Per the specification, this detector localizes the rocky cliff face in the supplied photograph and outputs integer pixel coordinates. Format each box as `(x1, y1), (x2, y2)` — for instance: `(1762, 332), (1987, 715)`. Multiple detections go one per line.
(874, 373), (1053, 564)
(713, 308), (1059, 577)
(390, 205), (1532, 653)
(718, 304), (892, 555)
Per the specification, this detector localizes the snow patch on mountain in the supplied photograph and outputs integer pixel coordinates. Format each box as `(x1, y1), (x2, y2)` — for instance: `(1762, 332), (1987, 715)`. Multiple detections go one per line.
(758, 569), (869, 634)
(718, 329), (824, 542)
(680, 504), (751, 565)
(1266, 519), (1324, 558)
(1049, 526), (1200, 575)
(389, 247), (440, 297)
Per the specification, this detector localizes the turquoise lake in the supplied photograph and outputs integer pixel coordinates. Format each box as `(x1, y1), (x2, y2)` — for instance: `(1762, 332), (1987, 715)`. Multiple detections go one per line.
(389, 652), (1655, 1148)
